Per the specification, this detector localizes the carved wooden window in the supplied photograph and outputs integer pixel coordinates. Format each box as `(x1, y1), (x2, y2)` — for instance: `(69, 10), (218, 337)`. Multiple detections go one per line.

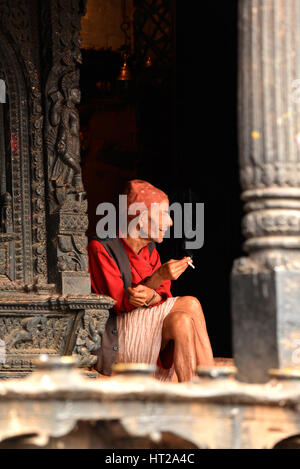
(133, 0), (174, 65)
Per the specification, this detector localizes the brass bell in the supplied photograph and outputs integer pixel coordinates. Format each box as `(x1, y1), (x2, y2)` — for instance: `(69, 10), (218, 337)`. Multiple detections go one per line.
(145, 56), (152, 68)
(118, 55), (132, 81)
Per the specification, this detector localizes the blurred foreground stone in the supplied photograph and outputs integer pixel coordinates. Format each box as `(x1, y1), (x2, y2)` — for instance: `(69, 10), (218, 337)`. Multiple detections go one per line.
(0, 356), (299, 449)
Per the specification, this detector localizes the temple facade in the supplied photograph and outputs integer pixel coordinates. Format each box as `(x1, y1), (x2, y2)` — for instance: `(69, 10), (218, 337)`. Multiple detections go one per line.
(0, 0), (300, 450)
(0, 0), (300, 388)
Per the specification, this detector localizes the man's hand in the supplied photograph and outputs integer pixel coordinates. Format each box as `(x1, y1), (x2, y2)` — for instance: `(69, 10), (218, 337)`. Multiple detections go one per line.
(158, 257), (191, 281)
(127, 285), (155, 307)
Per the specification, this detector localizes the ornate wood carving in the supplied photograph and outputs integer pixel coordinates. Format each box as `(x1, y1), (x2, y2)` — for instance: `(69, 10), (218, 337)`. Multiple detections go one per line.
(74, 309), (110, 367)
(133, 0), (174, 65)
(0, 294), (115, 376)
(0, 0), (113, 377)
(41, 0), (91, 294)
(0, 0), (48, 286)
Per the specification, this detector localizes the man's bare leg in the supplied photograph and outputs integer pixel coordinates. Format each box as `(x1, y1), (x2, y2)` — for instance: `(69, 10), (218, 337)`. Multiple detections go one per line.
(171, 296), (214, 366)
(161, 310), (198, 381)
(161, 296), (214, 382)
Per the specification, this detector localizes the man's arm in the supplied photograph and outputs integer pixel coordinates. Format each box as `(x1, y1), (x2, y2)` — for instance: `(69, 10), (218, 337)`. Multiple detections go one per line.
(127, 285), (163, 307)
(143, 270), (165, 289)
(141, 247), (173, 301)
(143, 247), (191, 290)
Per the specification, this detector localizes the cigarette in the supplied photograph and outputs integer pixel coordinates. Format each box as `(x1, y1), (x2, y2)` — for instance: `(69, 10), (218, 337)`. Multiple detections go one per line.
(188, 261), (195, 269)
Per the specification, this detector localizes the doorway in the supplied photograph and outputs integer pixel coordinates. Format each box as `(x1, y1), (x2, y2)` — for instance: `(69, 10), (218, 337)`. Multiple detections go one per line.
(79, 0), (242, 358)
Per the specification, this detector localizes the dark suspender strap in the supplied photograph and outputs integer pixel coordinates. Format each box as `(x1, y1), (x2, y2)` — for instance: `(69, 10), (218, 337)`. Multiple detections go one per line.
(90, 236), (132, 290)
(90, 236), (156, 290)
(148, 241), (156, 256)
(89, 236), (125, 376)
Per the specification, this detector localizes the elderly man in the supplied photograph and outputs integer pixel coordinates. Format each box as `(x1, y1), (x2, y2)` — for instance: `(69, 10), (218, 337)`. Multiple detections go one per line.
(87, 179), (214, 382)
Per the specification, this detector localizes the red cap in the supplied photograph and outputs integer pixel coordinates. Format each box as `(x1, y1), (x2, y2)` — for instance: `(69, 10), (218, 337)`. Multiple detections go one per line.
(125, 179), (168, 213)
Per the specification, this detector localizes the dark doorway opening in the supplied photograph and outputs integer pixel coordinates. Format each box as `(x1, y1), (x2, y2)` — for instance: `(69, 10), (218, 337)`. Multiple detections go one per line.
(79, 0), (242, 358)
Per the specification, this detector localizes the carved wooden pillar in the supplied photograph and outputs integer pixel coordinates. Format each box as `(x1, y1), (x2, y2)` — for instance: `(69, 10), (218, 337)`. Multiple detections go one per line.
(0, 0), (114, 378)
(232, 0), (300, 382)
(41, 0), (91, 295)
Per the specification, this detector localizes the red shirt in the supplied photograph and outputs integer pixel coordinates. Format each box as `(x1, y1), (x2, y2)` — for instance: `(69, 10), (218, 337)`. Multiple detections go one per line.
(87, 237), (172, 315)
(87, 237), (175, 370)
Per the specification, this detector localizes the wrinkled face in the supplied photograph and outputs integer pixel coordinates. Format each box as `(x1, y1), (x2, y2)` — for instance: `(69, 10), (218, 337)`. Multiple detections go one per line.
(139, 199), (173, 243)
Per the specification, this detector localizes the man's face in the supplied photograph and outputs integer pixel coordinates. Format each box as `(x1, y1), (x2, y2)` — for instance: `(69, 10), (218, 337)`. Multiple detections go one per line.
(145, 199), (173, 243)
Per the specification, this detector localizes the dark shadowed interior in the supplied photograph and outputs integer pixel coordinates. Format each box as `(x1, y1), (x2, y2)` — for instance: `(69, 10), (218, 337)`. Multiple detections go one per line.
(79, 0), (242, 358)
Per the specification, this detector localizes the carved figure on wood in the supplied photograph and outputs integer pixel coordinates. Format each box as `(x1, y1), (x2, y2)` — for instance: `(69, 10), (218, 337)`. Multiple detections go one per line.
(5, 316), (47, 349)
(75, 316), (102, 367)
(0, 192), (12, 234)
(49, 71), (84, 207)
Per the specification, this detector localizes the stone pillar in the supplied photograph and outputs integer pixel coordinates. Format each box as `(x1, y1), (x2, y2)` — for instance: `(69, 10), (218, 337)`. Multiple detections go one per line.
(232, 0), (300, 382)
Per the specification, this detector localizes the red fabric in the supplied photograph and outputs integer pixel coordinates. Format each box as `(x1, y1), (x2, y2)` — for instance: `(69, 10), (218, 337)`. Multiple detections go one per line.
(87, 237), (172, 314)
(87, 237), (174, 370)
(125, 179), (168, 216)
